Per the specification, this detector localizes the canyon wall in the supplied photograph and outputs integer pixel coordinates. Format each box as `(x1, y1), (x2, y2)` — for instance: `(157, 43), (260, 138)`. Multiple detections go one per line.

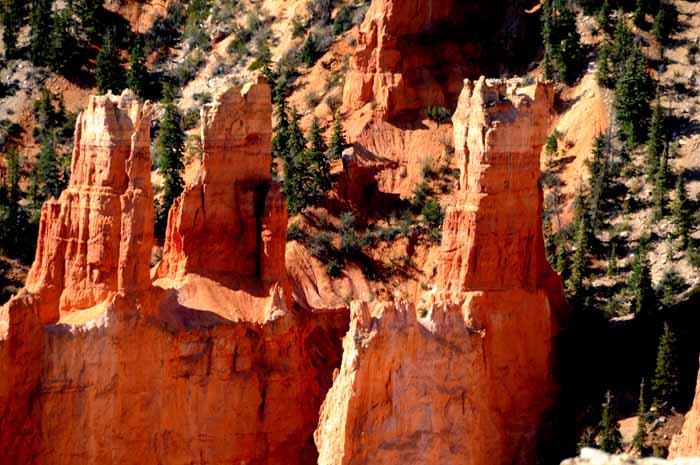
(0, 82), (341, 465)
(104, 0), (175, 33)
(314, 78), (567, 465)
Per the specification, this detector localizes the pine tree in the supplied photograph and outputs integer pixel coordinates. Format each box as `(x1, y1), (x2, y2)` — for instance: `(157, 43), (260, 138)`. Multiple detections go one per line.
(306, 118), (331, 203)
(48, 9), (79, 75)
(69, 0), (101, 39)
(633, 0), (645, 28)
(652, 322), (681, 410)
(672, 172), (692, 250)
(95, 32), (125, 95)
(5, 145), (21, 209)
(541, 0), (581, 85)
(596, 43), (612, 88)
(300, 33), (317, 67)
(29, 0), (53, 67)
(615, 46), (655, 146)
(2, 0), (24, 58)
(282, 108), (307, 215)
(652, 152), (670, 219)
(271, 98), (289, 164)
(596, 0), (611, 30)
(632, 379), (648, 455)
(610, 17), (635, 78)
(653, 6), (672, 43)
(127, 39), (149, 97)
(599, 391), (622, 453)
(608, 242), (617, 277)
(328, 112), (348, 160)
(630, 243), (657, 316)
(37, 138), (63, 199)
(646, 103), (666, 178)
(567, 214), (590, 305)
(154, 84), (185, 237)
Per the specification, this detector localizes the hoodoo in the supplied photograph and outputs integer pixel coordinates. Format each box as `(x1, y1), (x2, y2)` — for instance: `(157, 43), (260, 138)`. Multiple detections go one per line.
(314, 78), (567, 465)
(670, 367), (700, 458)
(0, 82), (334, 465)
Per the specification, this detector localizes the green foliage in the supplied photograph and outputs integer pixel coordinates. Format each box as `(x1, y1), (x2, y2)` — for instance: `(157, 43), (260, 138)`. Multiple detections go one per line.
(287, 221), (303, 241)
(37, 138), (65, 200)
(646, 103), (667, 178)
(633, 0), (645, 28)
(652, 6), (673, 43)
(541, 0), (582, 85)
(95, 32), (126, 95)
(652, 152), (670, 219)
(652, 323), (681, 410)
(306, 0), (332, 25)
(672, 172), (692, 250)
(598, 391), (622, 453)
(614, 46), (654, 146)
(632, 379), (648, 455)
(596, 43), (613, 88)
(328, 112), (348, 159)
(339, 212), (363, 256)
(2, 0), (24, 58)
(421, 199), (443, 229)
(69, 0), (102, 39)
(326, 260), (344, 277)
(282, 108), (308, 215)
(424, 106), (451, 124)
(48, 9), (81, 76)
(300, 33), (319, 67)
(566, 213), (591, 305)
(29, 0), (53, 67)
(607, 243), (617, 277)
(658, 269), (687, 307)
(306, 117), (332, 196)
(184, 0), (211, 50)
(333, 6), (354, 35)
(629, 243), (657, 316)
(127, 39), (149, 97)
(154, 84), (185, 239)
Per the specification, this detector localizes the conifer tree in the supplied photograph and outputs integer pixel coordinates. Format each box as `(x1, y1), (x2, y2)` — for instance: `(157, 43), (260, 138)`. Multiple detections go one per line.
(646, 103), (666, 178)
(672, 172), (692, 250)
(596, 44), (612, 88)
(632, 379), (648, 455)
(328, 112), (348, 160)
(541, 0), (581, 85)
(596, 0), (611, 30)
(652, 152), (670, 219)
(653, 6), (672, 43)
(608, 242), (617, 277)
(2, 0), (23, 58)
(69, 0), (101, 39)
(300, 33), (318, 67)
(630, 243), (656, 316)
(127, 39), (149, 97)
(154, 84), (185, 237)
(5, 145), (21, 209)
(611, 15), (634, 76)
(567, 214), (590, 305)
(615, 46), (654, 146)
(37, 138), (63, 199)
(283, 108), (307, 215)
(633, 0), (645, 28)
(95, 32), (125, 95)
(48, 9), (79, 75)
(652, 322), (681, 409)
(599, 391), (622, 453)
(271, 97), (289, 176)
(29, 0), (53, 67)
(306, 118), (331, 199)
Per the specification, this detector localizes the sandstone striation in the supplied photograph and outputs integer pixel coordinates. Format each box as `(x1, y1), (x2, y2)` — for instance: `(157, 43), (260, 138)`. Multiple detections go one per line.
(670, 366), (700, 458)
(342, 0), (537, 119)
(315, 77), (567, 465)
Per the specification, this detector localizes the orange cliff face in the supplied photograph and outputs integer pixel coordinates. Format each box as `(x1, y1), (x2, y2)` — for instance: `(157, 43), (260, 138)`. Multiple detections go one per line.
(0, 82), (345, 465)
(670, 367), (700, 458)
(314, 78), (568, 465)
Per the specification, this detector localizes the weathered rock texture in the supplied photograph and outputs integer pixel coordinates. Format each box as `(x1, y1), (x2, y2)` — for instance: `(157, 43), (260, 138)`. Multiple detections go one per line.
(315, 78), (567, 465)
(0, 82), (345, 465)
(26, 91), (154, 319)
(565, 448), (700, 465)
(156, 78), (288, 300)
(105, 0), (175, 33)
(670, 366), (700, 458)
(342, 0), (538, 119)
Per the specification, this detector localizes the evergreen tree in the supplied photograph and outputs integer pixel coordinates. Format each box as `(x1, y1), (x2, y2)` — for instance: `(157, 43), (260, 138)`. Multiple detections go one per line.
(282, 108), (307, 215)
(37, 138), (63, 199)
(596, 0), (611, 30)
(598, 391), (622, 453)
(646, 103), (666, 178)
(5, 145), (21, 209)
(95, 32), (125, 95)
(653, 6), (672, 43)
(566, 214), (590, 305)
(154, 84), (185, 237)
(328, 112), (348, 160)
(300, 33), (318, 67)
(29, 0), (53, 67)
(271, 97), (289, 175)
(610, 17), (635, 77)
(306, 118), (331, 202)
(615, 46), (654, 146)
(632, 379), (648, 455)
(48, 9), (79, 75)
(127, 39), (149, 97)
(652, 152), (670, 219)
(652, 323), (681, 409)
(541, 0), (581, 85)
(633, 0), (645, 28)
(630, 243), (656, 315)
(596, 43), (612, 88)
(2, 0), (23, 58)
(69, 0), (101, 39)
(672, 172), (692, 250)
(608, 242), (617, 277)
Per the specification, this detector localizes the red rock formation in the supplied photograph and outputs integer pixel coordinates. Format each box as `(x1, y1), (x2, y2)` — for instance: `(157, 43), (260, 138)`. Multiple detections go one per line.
(156, 78), (287, 296)
(0, 81), (345, 465)
(315, 77), (567, 465)
(342, 0), (538, 119)
(26, 91), (154, 319)
(670, 366), (700, 458)
(104, 0), (175, 33)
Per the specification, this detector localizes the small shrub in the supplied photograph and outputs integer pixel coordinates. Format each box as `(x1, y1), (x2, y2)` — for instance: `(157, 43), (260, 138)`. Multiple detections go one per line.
(287, 221), (304, 241)
(413, 181), (430, 210)
(307, 231), (333, 258)
(325, 93), (341, 113)
(421, 199), (444, 229)
(326, 260), (344, 277)
(424, 106), (451, 123)
(182, 108), (201, 130)
(193, 92), (212, 104)
(421, 157), (435, 178)
(333, 6), (354, 35)
(305, 90), (321, 110)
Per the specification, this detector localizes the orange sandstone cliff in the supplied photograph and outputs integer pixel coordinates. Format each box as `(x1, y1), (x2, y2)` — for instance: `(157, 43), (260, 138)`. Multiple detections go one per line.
(670, 367), (700, 458)
(314, 77), (567, 465)
(0, 82), (343, 465)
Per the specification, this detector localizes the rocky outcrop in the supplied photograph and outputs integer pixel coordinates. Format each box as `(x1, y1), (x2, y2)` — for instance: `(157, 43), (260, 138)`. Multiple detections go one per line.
(670, 366), (700, 458)
(0, 81), (345, 465)
(342, 0), (538, 119)
(26, 91), (154, 319)
(105, 0), (175, 33)
(156, 78), (288, 301)
(315, 77), (567, 465)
